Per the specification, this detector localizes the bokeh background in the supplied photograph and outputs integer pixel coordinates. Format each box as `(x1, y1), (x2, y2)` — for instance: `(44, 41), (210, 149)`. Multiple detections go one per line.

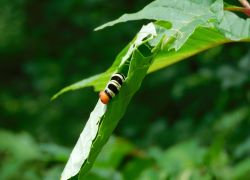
(0, 0), (249, 179)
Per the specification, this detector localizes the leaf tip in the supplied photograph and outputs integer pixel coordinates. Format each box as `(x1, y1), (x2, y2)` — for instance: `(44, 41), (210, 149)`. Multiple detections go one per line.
(50, 94), (58, 101)
(51, 88), (67, 101)
(94, 27), (101, 31)
(94, 24), (108, 31)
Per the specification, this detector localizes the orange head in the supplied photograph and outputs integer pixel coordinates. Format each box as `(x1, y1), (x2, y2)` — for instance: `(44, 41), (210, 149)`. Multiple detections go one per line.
(99, 91), (110, 104)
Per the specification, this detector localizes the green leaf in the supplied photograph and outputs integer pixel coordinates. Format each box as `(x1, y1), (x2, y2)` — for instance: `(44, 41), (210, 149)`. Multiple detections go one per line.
(95, 0), (224, 50)
(53, 27), (244, 100)
(51, 73), (105, 100)
(218, 11), (250, 40)
(52, 23), (157, 100)
(61, 100), (107, 180)
(78, 47), (157, 179)
(148, 27), (229, 73)
(150, 10), (250, 72)
(53, 18), (250, 99)
(60, 24), (158, 180)
(52, 0), (250, 100)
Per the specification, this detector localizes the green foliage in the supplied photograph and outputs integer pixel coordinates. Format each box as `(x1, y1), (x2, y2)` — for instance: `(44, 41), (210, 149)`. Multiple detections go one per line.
(53, 2), (250, 99)
(78, 40), (158, 178)
(0, 130), (69, 180)
(55, 1), (250, 177)
(96, 0), (225, 50)
(0, 0), (249, 179)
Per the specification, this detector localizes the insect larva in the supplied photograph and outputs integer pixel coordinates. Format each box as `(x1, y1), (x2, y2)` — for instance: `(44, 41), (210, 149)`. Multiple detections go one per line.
(99, 73), (126, 104)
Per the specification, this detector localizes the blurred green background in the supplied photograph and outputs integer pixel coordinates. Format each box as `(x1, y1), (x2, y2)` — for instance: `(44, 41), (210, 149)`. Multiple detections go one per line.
(0, 0), (249, 179)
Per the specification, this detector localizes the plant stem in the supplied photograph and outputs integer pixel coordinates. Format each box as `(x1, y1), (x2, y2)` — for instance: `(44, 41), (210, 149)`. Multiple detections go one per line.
(239, 0), (250, 9)
(238, 0), (250, 16)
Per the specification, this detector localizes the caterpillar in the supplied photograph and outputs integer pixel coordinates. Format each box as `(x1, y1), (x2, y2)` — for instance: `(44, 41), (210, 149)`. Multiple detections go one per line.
(99, 73), (126, 104)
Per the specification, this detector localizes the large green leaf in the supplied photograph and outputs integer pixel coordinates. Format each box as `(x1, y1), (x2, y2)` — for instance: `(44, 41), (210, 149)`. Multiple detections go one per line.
(96, 0), (224, 50)
(60, 24), (158, 180)
(53, 23), (249, 100)
(149, 9), (250, 72)
(76, 48), (158, 179)
(56, 0), (250, 179)
(53, 7), (250, 100)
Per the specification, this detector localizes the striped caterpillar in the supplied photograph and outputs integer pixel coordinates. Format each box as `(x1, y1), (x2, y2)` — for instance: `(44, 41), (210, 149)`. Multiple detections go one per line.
(99, 73), (126, 104)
